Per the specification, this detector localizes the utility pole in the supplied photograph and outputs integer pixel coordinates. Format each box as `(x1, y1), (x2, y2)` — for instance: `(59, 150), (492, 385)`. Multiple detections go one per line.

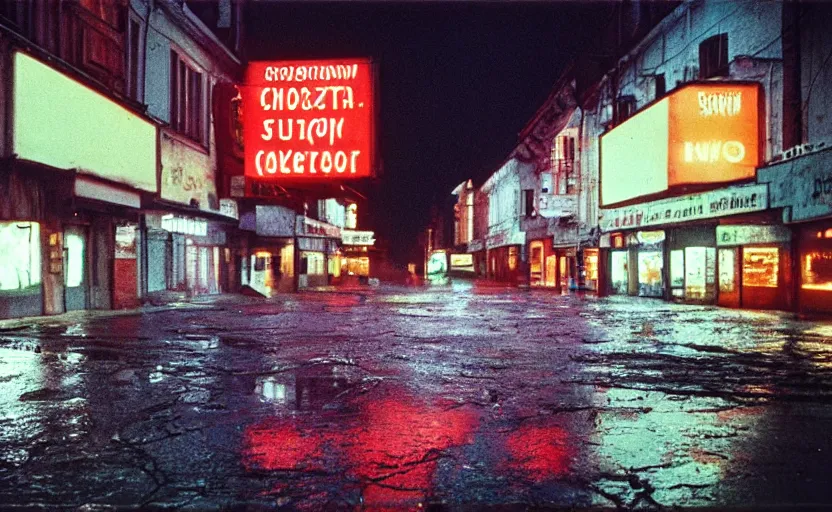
(424, 227), (433, 278)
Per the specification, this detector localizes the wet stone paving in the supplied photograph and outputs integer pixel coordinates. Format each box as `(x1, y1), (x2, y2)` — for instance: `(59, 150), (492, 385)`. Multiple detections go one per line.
(2, 282), (832, 510)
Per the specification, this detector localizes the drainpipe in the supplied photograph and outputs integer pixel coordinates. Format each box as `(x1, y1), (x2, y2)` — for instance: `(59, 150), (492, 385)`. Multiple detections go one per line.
(142, 0), (153, 104)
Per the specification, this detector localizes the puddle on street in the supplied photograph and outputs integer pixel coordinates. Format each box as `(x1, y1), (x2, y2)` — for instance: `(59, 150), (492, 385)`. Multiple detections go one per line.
(255, 362), (364, 411)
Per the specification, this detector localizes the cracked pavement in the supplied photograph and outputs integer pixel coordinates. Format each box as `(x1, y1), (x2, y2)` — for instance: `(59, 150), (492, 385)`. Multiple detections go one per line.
(2, 281), (832, 510)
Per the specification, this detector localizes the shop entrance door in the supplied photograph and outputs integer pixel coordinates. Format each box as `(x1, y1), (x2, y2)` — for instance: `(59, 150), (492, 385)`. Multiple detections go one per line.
(545, 255), (557, 287)
(717, 248), (740, 307)
(637, 251), (664, 297)
(63, 226), (88, 311)
(610, 251), (629, 294)
(559, 256), (569, 292)
(529, 242), (544, 286)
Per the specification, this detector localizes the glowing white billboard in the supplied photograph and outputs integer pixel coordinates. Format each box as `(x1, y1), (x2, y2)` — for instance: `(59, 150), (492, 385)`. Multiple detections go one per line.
(601, 83), (760, 207)
(13, 52), (157, 192)
(601, 99), (669, 206)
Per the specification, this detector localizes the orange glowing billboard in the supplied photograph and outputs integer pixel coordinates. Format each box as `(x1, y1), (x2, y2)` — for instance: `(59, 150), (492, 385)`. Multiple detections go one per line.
(601, 82), (761, 206)
(242, 59), (376, 181)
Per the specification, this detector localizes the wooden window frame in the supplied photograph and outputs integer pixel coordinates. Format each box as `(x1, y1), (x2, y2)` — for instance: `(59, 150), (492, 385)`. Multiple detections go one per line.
(170, 47), (208, 148)
(125, 11), (143, 102)
(699, 33), (729, 79)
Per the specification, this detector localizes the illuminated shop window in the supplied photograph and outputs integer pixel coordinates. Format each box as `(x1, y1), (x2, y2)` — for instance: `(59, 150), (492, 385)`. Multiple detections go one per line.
(303, 252), (325, 276)
(803, 251), (832, 291)
(584, 250), (599, 281)
(344, 257), (370, 276)
(329, 255), (341, 277)
(0, 222), (41, 291)
(742, 247), (778, 288)
(508, 246), (518, 271)
(281, 245), (294, 277)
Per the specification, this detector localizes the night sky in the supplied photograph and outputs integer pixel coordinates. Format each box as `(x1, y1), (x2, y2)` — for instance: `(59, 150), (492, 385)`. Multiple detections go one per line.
(244, 1), (615, 264)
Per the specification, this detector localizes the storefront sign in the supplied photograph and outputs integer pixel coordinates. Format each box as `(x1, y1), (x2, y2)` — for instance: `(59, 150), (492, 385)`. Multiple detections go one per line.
(636, 231), (666, 245)
(450, 254), (474, 268)
(242, 59), (376, 182)
(255, 205), (296, 237)
(230, 176), (246, 198)
(219, 199), (239, 220)
(296, 216), (341, 238)
(600, 184), (768, 232)
(601, 82), (760, 206)
(341, 230), (375, 246)
(74, 176), (141, 209)
(758, 148), (832, 223)
(161, 214), (208, 237)
(716, 225), (791, 246)
(468, 239), (484, 253)
(486, 230), (525, 250)
(298, 237), (326, 252)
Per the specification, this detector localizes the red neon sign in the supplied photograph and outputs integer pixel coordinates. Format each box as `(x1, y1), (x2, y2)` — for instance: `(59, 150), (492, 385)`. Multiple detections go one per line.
(242, 59), (375, 180)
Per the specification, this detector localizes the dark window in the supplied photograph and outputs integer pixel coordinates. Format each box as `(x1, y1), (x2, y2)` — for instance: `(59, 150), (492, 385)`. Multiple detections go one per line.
(655, 74), (666, 98)
(553, 135), (576, 195)
(615, 96), (636, 124)
(127, 18), (141, 100)
(231, 90), (244, 154)
(170, 50), (206, 145)
(522, 189), (535, 217)
(699, 33), (729, 79)
(0, 1), (31, 34)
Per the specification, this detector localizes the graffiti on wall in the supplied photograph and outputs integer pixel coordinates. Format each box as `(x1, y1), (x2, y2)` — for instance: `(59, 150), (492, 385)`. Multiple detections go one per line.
(161, 132), (218, 211)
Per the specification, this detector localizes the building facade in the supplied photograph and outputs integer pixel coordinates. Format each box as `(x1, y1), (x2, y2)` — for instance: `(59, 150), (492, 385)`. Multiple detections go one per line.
(449, 0), (832, 315)
(0, 0), (243, 319)
(595, 0), (792, 311)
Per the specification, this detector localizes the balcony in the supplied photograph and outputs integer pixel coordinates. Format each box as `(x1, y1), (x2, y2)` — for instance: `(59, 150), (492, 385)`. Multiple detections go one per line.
(62, 3), (125, 94)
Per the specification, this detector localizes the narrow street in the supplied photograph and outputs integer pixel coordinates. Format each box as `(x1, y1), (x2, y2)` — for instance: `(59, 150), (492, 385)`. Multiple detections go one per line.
(2, 284), (832, 510)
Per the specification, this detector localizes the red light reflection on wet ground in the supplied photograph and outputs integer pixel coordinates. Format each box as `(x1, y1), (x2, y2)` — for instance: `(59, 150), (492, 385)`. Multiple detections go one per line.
(503, 423), (574, 482)
(344, 397), (479, 508)
(242, 420), (326, 472)
(242, 393), (479, 508)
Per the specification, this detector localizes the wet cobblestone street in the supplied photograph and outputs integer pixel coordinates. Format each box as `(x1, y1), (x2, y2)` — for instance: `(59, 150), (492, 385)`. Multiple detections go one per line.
(2, 282), (832, 510)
